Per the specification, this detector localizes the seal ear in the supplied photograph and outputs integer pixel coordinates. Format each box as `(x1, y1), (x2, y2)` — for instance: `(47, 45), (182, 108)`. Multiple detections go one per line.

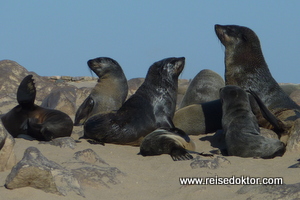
(17, 75), (36, 108)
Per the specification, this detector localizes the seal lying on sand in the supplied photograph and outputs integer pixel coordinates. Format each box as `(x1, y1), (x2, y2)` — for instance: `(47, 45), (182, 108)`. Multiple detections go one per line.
(1, 75), (73, 141)
(83, 57), (185, 145)
(215, 24), (300, 144)
(74, 57), (128, 125)
(139, 127), (211, 161)
(220, 85), (286, 158)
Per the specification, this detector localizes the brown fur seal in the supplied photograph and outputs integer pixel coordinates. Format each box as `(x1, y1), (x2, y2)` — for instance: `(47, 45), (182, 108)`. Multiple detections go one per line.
(215, 24), (300, 144)
(74, 57), (128, 125)
(83, 57), (185, 145)
(1, 75), (73, 141)
(179, 69), (224, 108)
(220, 85), (286, 158)
(139, 127), (211, 161)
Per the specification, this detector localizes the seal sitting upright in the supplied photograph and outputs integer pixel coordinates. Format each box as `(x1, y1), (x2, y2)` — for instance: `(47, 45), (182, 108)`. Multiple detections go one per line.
(220, 85), (286, 158)
(215, 24), (300, 144)
(74, 57), (128, 125)
(1, 75), (73, 141)
(83, 57), (185, 145)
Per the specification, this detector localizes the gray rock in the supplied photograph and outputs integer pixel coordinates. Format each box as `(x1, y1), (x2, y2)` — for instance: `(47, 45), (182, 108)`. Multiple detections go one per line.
(190, 156), (230, 169)
(0, 122), (16, 171)
(290, 89), (300, 106)
(39, 137), (77, 149)
(237, 183), (300, 200)
(286, 118), (300, 152)
(5, 147), (84, 197)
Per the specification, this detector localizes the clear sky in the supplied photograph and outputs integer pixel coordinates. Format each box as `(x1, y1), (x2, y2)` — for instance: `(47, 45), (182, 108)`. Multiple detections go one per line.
(1, 1), (299, 83)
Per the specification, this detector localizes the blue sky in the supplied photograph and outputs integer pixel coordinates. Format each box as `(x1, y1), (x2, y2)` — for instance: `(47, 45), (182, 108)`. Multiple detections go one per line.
(1, 1), (299, 83)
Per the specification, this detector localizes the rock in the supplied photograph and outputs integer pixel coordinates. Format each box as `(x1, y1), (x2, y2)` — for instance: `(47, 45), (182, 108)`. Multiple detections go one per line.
(39, 137), (77, 149)
(286, 118), (300, 152)
(279, 83), (300, 96)
(290, 89), (300, 106)
(62, 148), (124, 189)
(0, 122), (16, 171)
(190, 156), (230, 169)
(41, 86), (77, 116)
(127, 78), (144, 99)
(237, 183), (300, 200)
(260, 128), (279, 139)
(5, 147), (84, 197)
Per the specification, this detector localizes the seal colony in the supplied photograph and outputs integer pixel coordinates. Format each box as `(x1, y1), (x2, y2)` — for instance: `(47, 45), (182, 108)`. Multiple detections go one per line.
(1, 75), (73, 141)
(74, 57), (128, 126)
(83, 57), (185, 145)
(215, 24), (300, 145)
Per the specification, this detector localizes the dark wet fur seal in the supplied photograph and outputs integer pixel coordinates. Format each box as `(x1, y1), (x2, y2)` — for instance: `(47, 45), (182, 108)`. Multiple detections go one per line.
(215, 24), (300, 143)
(179, 69), (224, 108)
(1, 75), (73, 141)
(220, 85), (286, 158)
(74, 57), (128, 125)
(139, 127), (212, 161)
(83, 57), (185, 145)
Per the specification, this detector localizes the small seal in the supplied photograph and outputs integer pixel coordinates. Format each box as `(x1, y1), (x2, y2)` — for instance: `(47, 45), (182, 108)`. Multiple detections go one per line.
(179, 69), (224, 108)
(139, 127), (202, 161)
(74, 57), (128, 125)
(220, 85), (286, 158)
(215, 24), (300, 144)
(1, 75), (73, 141)
(83, 57), (185, 145)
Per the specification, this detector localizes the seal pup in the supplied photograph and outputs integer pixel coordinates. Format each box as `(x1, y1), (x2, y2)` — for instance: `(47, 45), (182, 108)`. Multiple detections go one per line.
(74, 57), (128, 125)
(1, 75), (73, 141)
(139, 127), (212, 161)
(179, 69), (224, 108)
(215, 24), (300, 143)
(83, 57), (185, 145)
(220, 85), (286, 158)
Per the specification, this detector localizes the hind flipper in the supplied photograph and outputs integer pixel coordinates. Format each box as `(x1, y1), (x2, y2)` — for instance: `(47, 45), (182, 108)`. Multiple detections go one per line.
(17, 75), (36, 108)
(74, 96), (94, 125)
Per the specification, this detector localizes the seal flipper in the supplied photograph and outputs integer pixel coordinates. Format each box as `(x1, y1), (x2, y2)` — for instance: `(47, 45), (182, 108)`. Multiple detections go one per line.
(170, 148), (193, 161)
(74, 96), (94, 125)
(247, 89), (286, 132)
(17, 75), (36, 108)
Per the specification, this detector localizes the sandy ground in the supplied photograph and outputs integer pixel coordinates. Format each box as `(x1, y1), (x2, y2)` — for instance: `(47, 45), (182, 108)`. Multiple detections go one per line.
(0, 126), (299, 200)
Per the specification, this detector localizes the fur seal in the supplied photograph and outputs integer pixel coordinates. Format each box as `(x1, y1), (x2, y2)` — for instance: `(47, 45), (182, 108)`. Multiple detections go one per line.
(215, 24), (300, 143)
(220, 85), (286, 158)
(179, 69), (224, 108)
(74, 57), (128, 125)
(139, 127), (210, 161)
(83, 57), (185, 145)
(1, 75), (73, 141)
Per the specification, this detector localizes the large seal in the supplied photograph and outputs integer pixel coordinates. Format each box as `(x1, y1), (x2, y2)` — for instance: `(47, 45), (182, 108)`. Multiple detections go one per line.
(139, 127), (197, 161)
(220, 85), (286, 158)
(1, 75), (73, 141)
(179, 69), (224, 108)
(83, 57), (185, 145)
(74, 57), (128, 125)
(215, 24), (300, 144)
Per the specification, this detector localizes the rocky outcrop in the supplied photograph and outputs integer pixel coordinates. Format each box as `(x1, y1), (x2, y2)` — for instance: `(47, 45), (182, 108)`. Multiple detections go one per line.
(0, 121), (16, 171)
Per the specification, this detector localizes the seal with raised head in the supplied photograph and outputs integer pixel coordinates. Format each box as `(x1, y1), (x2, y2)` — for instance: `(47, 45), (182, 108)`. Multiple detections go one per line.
(1, 75), (73, 141)
(215, 24), (300, 144)
(220, 85), (286, 158)
(83, 57), (185, 145)
(179, 69), (224, 109)
(74, 57), (128, 126)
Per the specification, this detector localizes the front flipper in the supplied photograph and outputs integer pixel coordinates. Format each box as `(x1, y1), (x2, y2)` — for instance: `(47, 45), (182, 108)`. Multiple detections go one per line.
(17, 75), (36, 108)
(247, 89), (286, 132)
(170, 148), (193, 161)
(74, 96), (94, 125)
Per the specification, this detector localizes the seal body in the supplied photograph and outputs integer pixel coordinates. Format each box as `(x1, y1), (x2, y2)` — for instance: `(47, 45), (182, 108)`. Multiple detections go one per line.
(84, 57), (185, 145)
(1, 75), (73, 141)
(139, 127), (196, 161)
(179, 69), (224, 108)
(215, 24), (300, 143)
(74, 57), (128, 125)
(220, 85), (286, 158)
